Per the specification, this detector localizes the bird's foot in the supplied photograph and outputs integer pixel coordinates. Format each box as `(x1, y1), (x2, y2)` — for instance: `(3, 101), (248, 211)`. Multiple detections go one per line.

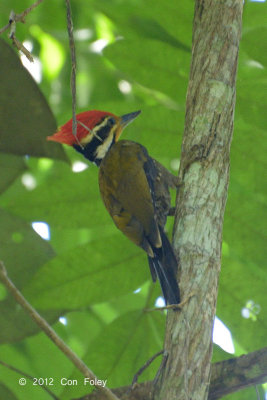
(145, 291), (196, 312)
(131, 350), (164, 388)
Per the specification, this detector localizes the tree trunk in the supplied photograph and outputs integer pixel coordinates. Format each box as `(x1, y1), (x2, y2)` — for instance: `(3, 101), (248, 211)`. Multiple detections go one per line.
(155, 1), (243, 399)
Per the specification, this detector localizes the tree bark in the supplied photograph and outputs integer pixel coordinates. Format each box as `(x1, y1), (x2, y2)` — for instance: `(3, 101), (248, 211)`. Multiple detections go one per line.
(209, 347), (267, 399)
(154, 1), (243, 399)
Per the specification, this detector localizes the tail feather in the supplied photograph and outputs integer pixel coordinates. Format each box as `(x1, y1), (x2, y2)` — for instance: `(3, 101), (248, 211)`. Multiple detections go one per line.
(148, 227), (180, 305)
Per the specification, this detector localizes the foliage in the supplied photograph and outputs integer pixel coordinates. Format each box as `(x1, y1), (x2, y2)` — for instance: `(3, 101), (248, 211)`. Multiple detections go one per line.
(0, 1), (266, 399)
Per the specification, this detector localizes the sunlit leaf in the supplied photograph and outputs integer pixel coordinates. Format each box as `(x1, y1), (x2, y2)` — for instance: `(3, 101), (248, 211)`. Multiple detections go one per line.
(30, 25), (66, 79)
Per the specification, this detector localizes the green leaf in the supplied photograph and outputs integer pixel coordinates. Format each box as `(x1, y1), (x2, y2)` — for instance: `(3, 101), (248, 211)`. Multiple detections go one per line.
(95, 0), (193, 48)
(222, 386), (265, 400)
(104, 39), (190, 102)
(0, 383), (18, 400)
(23, 234), (148, 309)
(30, 25), (66, 80)
(0, 309), (105, 399)
(242, 1), (267, 30)
(242, 27), (267, 67)
(236, 65), (267, 131)
(0, 209), (61, 343)
(84, 310), (164, 385)
(0, 329), (75, 399)
(61, 310), (165, 398)
(0, 39), (66, 161)
(0, 161), (105, 229)
(0, 153), (26, 194)
(212, 343), (234, 363)
(217, 119), (267, 352)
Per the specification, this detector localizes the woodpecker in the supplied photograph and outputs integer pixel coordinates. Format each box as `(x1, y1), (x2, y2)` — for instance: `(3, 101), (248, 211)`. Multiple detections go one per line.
(47, 110), (180, 305)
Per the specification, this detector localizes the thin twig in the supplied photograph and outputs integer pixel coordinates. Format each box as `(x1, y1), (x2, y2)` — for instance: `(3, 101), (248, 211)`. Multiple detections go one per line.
(8, 10), (33, 60)
(16, 0), (45, 21)
(0, 261), (120, 400)
(65, 0), (78, 140)
(0, 1), (45, 61)
(0, 20), (11, 35)
(0, 360), (58, 399)
(10, 34), (34, 62)
(131, 350), (164, 387)
(0, 0), (45, 35)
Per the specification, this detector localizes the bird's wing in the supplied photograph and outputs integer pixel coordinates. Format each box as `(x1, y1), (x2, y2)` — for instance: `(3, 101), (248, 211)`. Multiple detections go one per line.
(98, 141), (161, 253)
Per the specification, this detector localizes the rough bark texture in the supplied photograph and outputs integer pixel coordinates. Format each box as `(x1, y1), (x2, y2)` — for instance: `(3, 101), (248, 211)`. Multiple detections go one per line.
(154, 1), (243, 400)
(77, 348), (267, 400)
(209, 347), (267, 399)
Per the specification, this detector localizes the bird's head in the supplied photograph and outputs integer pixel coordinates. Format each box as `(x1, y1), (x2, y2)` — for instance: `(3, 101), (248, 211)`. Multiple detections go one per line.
(47, 110), (141, 165)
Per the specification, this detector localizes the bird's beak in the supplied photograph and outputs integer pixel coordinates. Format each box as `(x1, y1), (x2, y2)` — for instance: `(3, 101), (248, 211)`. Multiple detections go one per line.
(115, 110), (141, 141)
(120, 110), (141, 128)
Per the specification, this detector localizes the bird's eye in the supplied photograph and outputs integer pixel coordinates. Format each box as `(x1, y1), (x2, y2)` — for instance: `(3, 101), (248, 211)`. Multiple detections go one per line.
(108, 117), (116, 126)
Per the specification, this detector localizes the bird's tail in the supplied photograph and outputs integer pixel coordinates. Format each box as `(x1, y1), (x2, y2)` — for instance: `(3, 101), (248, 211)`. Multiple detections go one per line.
(148, 227), (180, 305)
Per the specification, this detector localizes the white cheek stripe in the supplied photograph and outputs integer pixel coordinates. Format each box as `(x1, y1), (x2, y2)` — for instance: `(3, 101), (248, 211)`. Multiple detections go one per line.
(80, 118), (108, 145)
(95, 134), (114, 159)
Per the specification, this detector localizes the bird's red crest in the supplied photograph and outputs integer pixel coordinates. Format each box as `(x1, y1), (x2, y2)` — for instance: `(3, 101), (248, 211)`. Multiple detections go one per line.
(47, 110), (116, 145)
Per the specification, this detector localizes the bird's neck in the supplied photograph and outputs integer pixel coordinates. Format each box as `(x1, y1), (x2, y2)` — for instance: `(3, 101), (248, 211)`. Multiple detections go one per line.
(73, 135), (115, 166)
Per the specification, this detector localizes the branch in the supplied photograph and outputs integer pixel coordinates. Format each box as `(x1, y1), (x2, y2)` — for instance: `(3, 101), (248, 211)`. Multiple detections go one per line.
(0, 261), (120, 400)
(0, 0), (45, 61)
(75, 381), (153, 400)
(208, 347), (267, 399)
(0, 0), (45, 35)
(75, 348), (267, 400)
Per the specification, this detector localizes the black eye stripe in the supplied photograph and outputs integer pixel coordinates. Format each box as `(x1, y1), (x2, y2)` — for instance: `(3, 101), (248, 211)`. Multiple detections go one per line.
(97, 124), (111, 140)
(95, 117), (116, 140)
(94, 116), (115, 128)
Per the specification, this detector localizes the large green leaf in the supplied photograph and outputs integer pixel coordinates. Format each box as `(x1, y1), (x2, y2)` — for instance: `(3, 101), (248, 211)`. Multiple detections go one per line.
(0, 153), (26, 194)
(242, 27), (267, 68)
(236, 65), (267, 131)
(0, 331), (72, 399)
(0, 161), (103, 229)
(217, 116), (267, 352)
(0, 209), (61, 343)
(104, 39), (190, 102)
(213, 7), (267, 356)
(61, 310), (164, 398)
(23, 233), (148, 309)
(0, 39), (66, 161)
(0, 309), (104, 399)
(94, 0), (193, 48)
(85, 310), (164, 385)
(242, 0), (267, 30)
(0, 383), (18, 400)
